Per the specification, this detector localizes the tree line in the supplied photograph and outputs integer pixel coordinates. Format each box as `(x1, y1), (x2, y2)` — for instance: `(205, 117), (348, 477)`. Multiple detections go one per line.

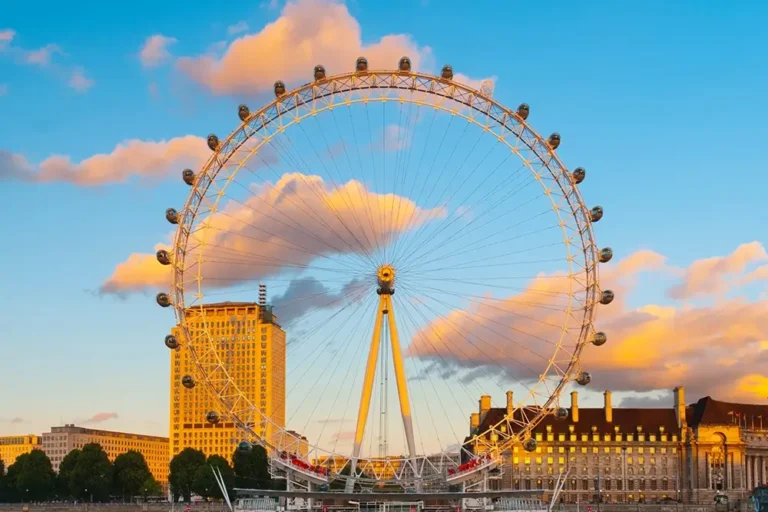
(0, 443), (274, 503)
(0, 443), (161, 502)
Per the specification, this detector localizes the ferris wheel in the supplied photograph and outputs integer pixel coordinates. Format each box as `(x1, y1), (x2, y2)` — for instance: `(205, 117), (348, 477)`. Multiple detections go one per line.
(155, 57), (613, 491)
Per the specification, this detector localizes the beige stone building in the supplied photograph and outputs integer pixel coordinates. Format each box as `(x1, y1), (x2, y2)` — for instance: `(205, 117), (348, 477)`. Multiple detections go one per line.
(41, 425), (168, 485)
(467, 386), (768, 504)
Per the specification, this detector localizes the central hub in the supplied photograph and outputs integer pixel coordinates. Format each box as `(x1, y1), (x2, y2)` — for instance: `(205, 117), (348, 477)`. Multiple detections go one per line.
(377, 265), (396, 295)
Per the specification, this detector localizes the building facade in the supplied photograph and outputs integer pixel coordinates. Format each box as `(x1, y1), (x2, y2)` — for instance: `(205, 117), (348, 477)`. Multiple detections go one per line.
(467, 387), (768, 504)
(170, 301), (286, 463)
(0, 435), (41, 465)
(41, 425), (168, 485)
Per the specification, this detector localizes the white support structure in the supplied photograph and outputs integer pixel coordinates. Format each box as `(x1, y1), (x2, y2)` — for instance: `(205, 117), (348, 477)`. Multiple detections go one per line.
(347, 266), (419, 492)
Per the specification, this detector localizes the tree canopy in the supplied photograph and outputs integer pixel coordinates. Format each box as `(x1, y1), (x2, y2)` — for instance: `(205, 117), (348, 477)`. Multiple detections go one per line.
(169, 448), (206, 502)
(6, 450), (56, 502)
(232, 445), (272, 490)
(56, 449), (81, 500)
(69, 443), (112, 502)
(112, 450), (153, 501)
(192, 455), (234, 500)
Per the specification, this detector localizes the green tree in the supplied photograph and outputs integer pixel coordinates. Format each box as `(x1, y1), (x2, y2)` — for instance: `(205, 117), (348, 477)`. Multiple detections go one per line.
(69, 443), (112, 502)
(8, 450), (56, 502)
(0, 458), (7, 502)
(140, 475), (162, 498)
(112, 450), (152, 501)
(192, 455), (234, 500)
(232, 445), (271, 489)
(56, 449), (81, 500)
(169, 448), (206, 502)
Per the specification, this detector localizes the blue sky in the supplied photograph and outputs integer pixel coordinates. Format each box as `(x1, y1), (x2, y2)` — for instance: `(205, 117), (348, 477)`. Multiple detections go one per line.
(1, 0), (767, 455)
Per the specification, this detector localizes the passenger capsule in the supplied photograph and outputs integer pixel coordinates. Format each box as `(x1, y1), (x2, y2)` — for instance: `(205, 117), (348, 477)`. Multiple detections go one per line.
(572, 167), (586, 184)
(441, 65), (453, 80)
(238, 104), (250, 122)
(207, 134), (219, 151)
(554, 407), (569, 421)
(206, 411), (220, 424)
(313, 65), (326, 81)
(548, 133), (561, 150)
(182, 169), (195, 186)
(398, 56), (412, 73)
(156, 293), (171, 308)
(156, 249), (171, 266)
(274, 81), (286, 97)
(592, 332), (607, 346)
(181, 375), (196, 389)
(600, 290), (615, 305)
(590, 206), (604, 222)
(355, 57), (368, 72)
(238, 441), (252, 452)
(165, 334), (179, 350)
(517, 103), (530, 121)
(576, 372), (592, 386)
(599, 247), (613, 263)
(523, 438), (537, 452)
(166, 208), (179, 225)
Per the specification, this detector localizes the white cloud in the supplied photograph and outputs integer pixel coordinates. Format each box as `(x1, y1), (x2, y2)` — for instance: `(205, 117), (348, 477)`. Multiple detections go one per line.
(139, 34), (178, 68)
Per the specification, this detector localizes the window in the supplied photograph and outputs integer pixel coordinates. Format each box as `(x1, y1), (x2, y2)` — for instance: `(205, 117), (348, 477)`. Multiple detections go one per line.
(558, 434), (565, 442)
(582, 479), (589, 491)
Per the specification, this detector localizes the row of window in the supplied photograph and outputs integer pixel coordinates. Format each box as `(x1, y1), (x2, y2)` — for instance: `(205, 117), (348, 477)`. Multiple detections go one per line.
(514, 445), (675, 455)
(531, 432), (678, 443)
(512, 477), (673, 491)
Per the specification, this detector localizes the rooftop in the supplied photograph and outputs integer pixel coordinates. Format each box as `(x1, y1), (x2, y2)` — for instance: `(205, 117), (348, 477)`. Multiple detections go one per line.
(688, 396), (768, 427)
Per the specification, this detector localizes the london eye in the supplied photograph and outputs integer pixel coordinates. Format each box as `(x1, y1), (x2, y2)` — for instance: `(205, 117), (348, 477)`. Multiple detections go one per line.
(155, 57), (613, 492)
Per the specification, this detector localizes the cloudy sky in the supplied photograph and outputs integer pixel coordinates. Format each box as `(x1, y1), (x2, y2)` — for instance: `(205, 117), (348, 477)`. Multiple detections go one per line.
(1, 0), (767, 456)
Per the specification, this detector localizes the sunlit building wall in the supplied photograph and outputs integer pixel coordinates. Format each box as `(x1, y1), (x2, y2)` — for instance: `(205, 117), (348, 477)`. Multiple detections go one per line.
(0, 435), (41, 465)
(41, 425), (168, 484)
(170, 301), (286, 463)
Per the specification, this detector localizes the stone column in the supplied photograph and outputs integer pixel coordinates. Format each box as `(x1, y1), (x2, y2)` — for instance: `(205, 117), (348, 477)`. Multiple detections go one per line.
(747, 455), (752, 489)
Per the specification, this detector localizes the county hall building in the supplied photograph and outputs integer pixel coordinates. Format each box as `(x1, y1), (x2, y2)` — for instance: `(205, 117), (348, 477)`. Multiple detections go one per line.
(466, 386), (768, 504)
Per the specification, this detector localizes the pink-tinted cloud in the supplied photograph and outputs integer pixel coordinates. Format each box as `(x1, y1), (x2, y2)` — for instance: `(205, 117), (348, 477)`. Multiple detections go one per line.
(26, 44), (63, 66)
(100, 172), (445, 294)
(0, 417), (24, 424)
(667, 242), (767, 300)
(453, 73), (497, 93)
(0, 29), (15, 50)
(68, 69), (94, 93)
(139, 34), (178, 68)
(176, 0), (433, 95)
(80, 412), (119, 425)
(0, 136), (209, 185)
(406, 243), (768, 403)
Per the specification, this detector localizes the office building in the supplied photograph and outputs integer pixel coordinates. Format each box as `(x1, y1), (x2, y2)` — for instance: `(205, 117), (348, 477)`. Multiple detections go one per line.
(170, 300), (286, 463)
(41, 425), (168, 485)
(0, 435), (41, 465)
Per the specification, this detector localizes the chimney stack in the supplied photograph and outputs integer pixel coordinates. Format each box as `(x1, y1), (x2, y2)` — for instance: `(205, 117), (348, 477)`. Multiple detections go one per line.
(259, 284), (267, 306)
(506, 391), (514, 416)
(674, 386), (686, 428)
(571, 391), (579, 423)
(604, 391), (613, 423)
(470, 412), (480, 435)
(479, 395), (492, 419)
